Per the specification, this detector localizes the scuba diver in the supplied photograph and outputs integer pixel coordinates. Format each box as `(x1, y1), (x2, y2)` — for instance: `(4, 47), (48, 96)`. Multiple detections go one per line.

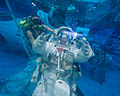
(20, 15), (54, 46)
(31, 26), (94, 96)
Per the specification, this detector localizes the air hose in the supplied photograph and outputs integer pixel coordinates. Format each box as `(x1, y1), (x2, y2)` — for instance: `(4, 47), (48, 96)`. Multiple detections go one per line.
(5, 0), (32, 60)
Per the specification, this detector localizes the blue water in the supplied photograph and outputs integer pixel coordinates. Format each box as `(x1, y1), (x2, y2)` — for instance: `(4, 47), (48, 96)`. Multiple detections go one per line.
(0, 0), (120, 96)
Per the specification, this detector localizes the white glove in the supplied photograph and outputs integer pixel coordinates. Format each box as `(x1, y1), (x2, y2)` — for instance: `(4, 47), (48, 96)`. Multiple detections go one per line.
(32, 33), (49, 54)
(37, 32), (49, 45)
(81, 44), (90, 56)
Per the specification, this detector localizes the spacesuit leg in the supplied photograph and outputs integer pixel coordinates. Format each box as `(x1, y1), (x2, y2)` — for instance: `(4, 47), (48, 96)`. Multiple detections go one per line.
(31, 57), (42, 83)
(32, 75), (49, 96)
(71, 69), (77, 96)
(32, 61), (55, 96)
(71, 63), (82, 96)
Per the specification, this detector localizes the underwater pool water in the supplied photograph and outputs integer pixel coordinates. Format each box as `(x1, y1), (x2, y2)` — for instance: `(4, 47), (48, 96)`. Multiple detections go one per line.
(0, 0), (120, 96)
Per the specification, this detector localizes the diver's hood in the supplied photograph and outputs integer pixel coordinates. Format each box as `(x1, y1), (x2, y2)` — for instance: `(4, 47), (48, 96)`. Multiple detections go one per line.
(32, 16), (41, 24)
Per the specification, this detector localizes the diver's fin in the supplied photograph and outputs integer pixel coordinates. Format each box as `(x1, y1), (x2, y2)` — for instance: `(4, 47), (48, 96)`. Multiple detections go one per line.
(54, 80), (70, 96)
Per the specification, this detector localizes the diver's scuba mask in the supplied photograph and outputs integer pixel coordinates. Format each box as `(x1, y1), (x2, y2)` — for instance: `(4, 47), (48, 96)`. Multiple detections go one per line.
(32, 16), (41, 25)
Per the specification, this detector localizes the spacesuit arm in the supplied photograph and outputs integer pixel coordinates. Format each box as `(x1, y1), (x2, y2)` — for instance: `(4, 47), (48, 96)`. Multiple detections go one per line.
(32, 33), (48, 55)
(32, 33), (55, 55)
(75, 42), (94, 63)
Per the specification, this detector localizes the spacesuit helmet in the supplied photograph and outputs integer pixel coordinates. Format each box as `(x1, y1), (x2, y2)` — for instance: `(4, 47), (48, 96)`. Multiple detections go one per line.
(55, 26), (73, 45)
(56, 27), (73, 39)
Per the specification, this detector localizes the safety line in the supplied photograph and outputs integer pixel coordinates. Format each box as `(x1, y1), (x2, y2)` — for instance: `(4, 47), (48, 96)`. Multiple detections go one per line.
(5, 0), (32, 60)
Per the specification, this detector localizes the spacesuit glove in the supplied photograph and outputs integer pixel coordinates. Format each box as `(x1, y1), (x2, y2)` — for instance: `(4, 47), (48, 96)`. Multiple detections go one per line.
(37, 32), (50, 45)
(81, 43), (91, 56)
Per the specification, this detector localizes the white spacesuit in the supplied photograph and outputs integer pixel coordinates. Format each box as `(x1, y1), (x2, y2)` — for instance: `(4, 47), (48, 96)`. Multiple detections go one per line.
(31, 27), (94, 96)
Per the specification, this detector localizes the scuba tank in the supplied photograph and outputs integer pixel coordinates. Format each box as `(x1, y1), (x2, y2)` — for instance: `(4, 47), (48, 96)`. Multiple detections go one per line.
(19, 16), (32, 30)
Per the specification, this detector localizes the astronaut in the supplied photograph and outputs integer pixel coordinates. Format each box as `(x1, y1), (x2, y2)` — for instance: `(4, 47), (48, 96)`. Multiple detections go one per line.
(31, 27), (94, 96)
